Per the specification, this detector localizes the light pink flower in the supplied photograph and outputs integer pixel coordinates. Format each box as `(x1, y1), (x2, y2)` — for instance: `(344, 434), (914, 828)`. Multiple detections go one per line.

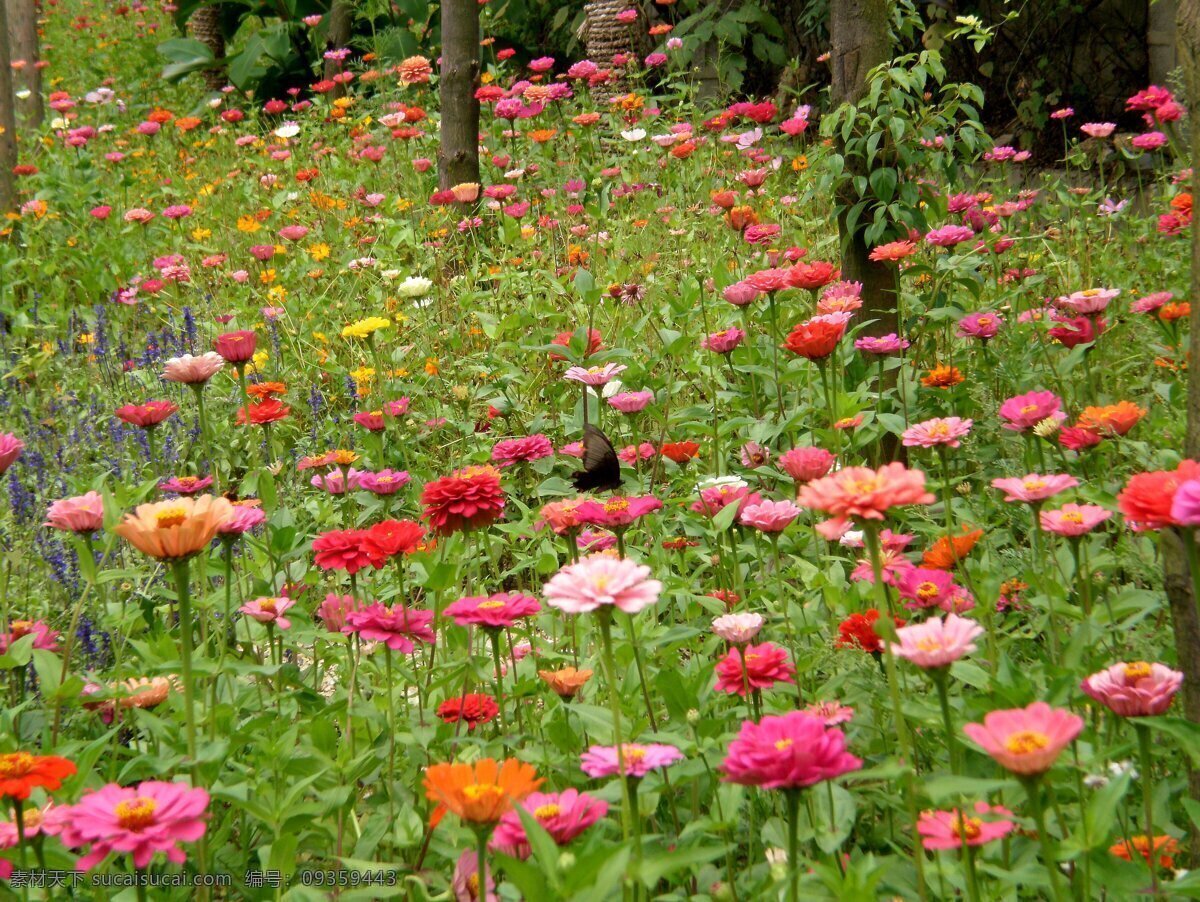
(991, 473), (1079, 503)
(887, 613), (983, 668)
(544, 555), (662, 615)
(918, 801), (1015, 850)
(739, 499), (802, 532)
(1039, 503), (1112, 536)
(44, 492), (105, 533)
(803, 700), (854, 726)
(712, 612), (764, 645)
(160, 352), (224, 384)
(239, 596), (295, 629)
(925, 224), (975, 247)
(564, 364), (627, 386)
(902, 417), (972, 448)
(581, 743), (683, 778)
(1080, 661), (1183, 716)
(998, 390), (1065, 432)
(55, 780), (209, 870)
(607, 390), (653, 413)
(1081, 122), (1116, 138)
(962, 702), (1084, 775)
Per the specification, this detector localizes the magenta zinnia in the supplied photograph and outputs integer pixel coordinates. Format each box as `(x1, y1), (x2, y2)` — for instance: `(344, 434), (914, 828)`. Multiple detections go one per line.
(721, 711), (862, 789)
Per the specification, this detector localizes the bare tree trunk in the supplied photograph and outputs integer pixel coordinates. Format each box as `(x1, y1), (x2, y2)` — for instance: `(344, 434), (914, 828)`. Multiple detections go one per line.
(5, 0), (40, 128)
(322, 0), (352, 100)
(188, 4), (226, 93)
(0, 0), (18, 214)
(828, 0), (897, 339)
(438, 0), (480, 191)
(1169, 0), (1200, 864)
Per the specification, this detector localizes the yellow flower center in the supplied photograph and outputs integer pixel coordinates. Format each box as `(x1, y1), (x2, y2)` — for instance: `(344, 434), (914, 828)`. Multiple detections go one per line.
(332, 450), (358, 465)
(260, 599), (279, 614)
(477, 600), (506, 610)
(916, 638), (946, 652)
(0, 753), (34, 777)
(462, 783), (504, 804)
(604, 498), (630, 513)
(1004, 730), (1050, 755)
(10, 621), (32, 638)
(1022, 479), (1046, 491)
(115, 797), (158, 830)
(624, 746), (646, 762)
(1020, 404), (1038, 414)
(931, 423), (950, 436)
(847, 476), (883, 495)
(534, 804), (561, 820)
(155, 507), (187, 528)
(775, 738), (794, 751)
(20, 808), (43, 831)
(954, 815), (983, 841)
(917, 581), (940, 599)
(1061, 512), (1084, 524)
(1124, 661), (1153, 681)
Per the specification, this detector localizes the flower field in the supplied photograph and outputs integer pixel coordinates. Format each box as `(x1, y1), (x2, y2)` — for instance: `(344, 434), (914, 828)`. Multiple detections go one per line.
(0, 2), (1199, 899)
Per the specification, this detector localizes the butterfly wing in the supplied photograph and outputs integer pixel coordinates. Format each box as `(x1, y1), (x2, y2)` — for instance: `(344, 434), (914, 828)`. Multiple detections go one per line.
(572, 424), (622, 492)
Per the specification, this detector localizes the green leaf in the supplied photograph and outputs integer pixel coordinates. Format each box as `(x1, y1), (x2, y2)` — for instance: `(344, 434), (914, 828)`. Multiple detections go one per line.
(711, 499), (741, 532)
(1136, 716), (1200, 764)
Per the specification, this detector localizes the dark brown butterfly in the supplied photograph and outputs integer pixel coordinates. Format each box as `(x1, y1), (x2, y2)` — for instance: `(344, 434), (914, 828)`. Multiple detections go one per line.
(572, 424), (622, 492)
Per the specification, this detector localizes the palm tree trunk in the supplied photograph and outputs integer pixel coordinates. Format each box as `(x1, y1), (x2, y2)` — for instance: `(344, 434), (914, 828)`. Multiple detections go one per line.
(0, 0), (18, 214)
(188, 4), (226, 93)
(438, 0), (480, 191)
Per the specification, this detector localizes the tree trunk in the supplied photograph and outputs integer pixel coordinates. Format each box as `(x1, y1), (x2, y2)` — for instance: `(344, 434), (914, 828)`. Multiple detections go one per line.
(438, 0), (480, 191)
(828, 0), (897, 339)
(1169, 0), (1200, 865)
(322, 0), (352, 100)
(188, 3), (226, 93)
(5, 0), (40, 128)
(0, 0), (18, 214)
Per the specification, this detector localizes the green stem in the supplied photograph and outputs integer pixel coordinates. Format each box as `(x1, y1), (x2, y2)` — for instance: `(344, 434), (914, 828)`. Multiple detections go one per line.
(785, 788), (801, 902)
(1135, 722), (1159, 897)
(171, 558), (198, 773)
(598, 610), (640, 879)
(1022, 776), (1065, 902)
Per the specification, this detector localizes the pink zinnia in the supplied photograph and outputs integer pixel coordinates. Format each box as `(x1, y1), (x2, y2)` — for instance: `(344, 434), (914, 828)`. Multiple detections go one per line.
(798, 463), (935, 539)
(489, 789), (607, 859)
(580, 743), (683, 778)
(443, 592), (541, 629)
(574, 495), (663, 528)
(803, 700), (854, 726)
(217, 504), (266, 536)
(714, 642), (795, 695)
(564, 364), (627, 386)
(491, 434), (554, 466)
(357, 469), (411, 495)
(0, 619), (60, 654)
(998, 390), (1065, 432)
(316, 593), (360, 633)
(1171, 479), (1200, 526)
(692, 482), (762, 518)
(962, 702), (1084, 775)
(607, 390), (653, 413)
(712, 612), (764, 645)
(778, 447), (835, 482)
(702, 328), (746, 354)
(991, 473), (1078, 503)
(902, 417), (972, 449)
(55, 780), (209, 870)
(721, 711), (862, 788)
(918, 801), (1015, 850)
(887, 614), (983, 668)
(896, 567), (958, 610)
(925, 224), (975, 247)
(1080, 661), (1183, 717)
(1080, 122), (1116, 138)
(739, 499), (802, 532)
(956, 311), (1003, 341)
(343, 604), (435, 653)
(0, 433), (22, 474)
(723, 281), (759, 306)
(1055, 287), (1119, 316)
(44, 492), (105, 534)
(1039, 503), (1112, 536)
(855, 334), (910, 355)
(239, 596), (295, 630)
(543, 555), (662, 615)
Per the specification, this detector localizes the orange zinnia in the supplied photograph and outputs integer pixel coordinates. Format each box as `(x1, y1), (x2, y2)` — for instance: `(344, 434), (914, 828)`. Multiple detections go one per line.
(113, 495), (234, 562)
(921, 365), (964, 389)
(922, 526), (984, 569)
(423, 758), (541, 825)
(246, 381), (287, 400)
(0, 752), (76, 800)
(1110, 834), (1179, 869)
(1077, 401), (1146, 437)
(538, 667), (594, 699)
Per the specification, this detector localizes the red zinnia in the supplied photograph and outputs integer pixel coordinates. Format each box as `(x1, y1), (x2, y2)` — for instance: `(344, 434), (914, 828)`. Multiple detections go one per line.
(213, 330), (258, 364)
(437, 694), (500, 730)
(0, 752), (76, 800)
(420, 466), (506, 535)
(787, 260), (839, 290)
(782, 316), (848, 361)
(660, 441), (701, 464)
(365, 519), (427, 557)
(835, 610), (904, 653)
(550, 328), (603, 361)
(714, 642), (796, 696)
(115, 401), (178, 429)
(1117, 460), (1200, 532)
(312, 529), (386, 574)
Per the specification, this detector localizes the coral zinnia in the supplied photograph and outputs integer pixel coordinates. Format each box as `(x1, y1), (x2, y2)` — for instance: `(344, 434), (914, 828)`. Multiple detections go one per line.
(798, 462), (935, 538)
(962, 702), (1083, 775)
(538, 666), (593, 699)
(113, 496), (233, 561)
(421, 466), (506, 535)
(918, 802), (1015, 850)
(423, 758), (541, 825)
(0, 752), (76, 801)
(721, 711), (861, 789)
(115, 400), (178, 429)
(364, 519), (426, 557)
(1117, 461), (1200, 531)
(312, 529), (386, 574)
(781, 313), (849, 360)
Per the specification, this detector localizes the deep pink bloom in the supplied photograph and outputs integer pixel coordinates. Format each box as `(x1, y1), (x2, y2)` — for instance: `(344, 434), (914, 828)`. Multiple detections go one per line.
(343, 604), (435, 653)
(492, 434), (554, 466)
(0, 433), (22, 474)
(956, 311), (1003, 341)
(998, 391), (1065, 432)
(918, 802), (1015, 850)
(216, 504), (266, 536)
(159, 475), (214, 495)
(212, 330), (257, 364)
(925, 224), (975, 247)
(721, 711), (862, 788)
(896, 567), (959, 610)
(574, 496), (663, 528)
(962, 702), (1084, 775)
(714, 642), (795, 695)
(490, 789), (607, 858)
(580, 743), (683, 778)
(1080, 661), (1183, 716)
(443, 592), (541, 629)
(544, 555), (662, 615)
(44, 492), (104, 533)
(357, 469), (411, 495)
(1170, 479), (1200, 526)
(991, 473), (1078, 503)
(692, 482), (763, 518)
(0, 619), (60, 654)
(55, 781), (209, 870)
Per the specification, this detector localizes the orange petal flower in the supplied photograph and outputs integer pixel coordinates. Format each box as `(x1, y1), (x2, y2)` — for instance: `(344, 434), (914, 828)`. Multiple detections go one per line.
(423, 758), (541, 825)
(112, 495), (234, 562)
(922, 526), (984, 569)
